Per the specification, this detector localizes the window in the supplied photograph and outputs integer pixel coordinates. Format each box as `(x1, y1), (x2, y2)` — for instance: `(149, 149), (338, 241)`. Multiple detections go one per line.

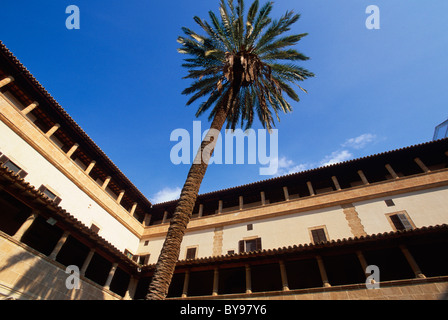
(388, 213), (414, 231)
(310, 228), (328, 244)
(138, 254), (150, 266)
(238, 238), (262, 253)
(37, 185), (62, 205)
(385, 199), (395, 207)
(247, 224), (253, 231)
(90, 224), (100, 234)
(186, 247), (197, 260)
(124, 249), (134, 260)
(0, 153), (28, 179)
(144, 240), (149, 246)
(227, 250), (235, 255)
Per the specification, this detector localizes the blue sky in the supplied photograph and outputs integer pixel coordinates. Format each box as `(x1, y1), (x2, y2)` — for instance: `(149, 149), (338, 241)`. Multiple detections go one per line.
(1, 1), (447, 203)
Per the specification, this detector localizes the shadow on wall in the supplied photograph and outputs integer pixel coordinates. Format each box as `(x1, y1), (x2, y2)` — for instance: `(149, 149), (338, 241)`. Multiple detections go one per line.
(441, 288), (448, 300)
(0, 249), (108, 300)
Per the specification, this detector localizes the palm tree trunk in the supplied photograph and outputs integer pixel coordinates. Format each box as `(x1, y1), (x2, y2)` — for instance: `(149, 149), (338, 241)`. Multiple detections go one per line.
(146, 90), (233, 300)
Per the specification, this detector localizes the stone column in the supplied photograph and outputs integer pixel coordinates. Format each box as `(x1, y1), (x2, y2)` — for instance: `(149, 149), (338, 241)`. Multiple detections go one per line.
(212, 267), (219, 296)
(283, 187), (290, 201)
(316, 255), (331, 287)
(0, 76), (14, 88)
(198, 204), (204, 218)
(162, 211), (168, 224)
(144, 214), (152, 226)
(49, 231), (70, 260)
(104, 262), (119, 290)
(124, 276), (138, 300)
(218, 200), (223, 214)
(260, 191), (266, 205)
(279, 260), (289, 291)
(80, 249), (95, 276)
(385, 164), (399, 179)
(414, 157), (430, 173)
(85, 161), (96, 175)
(21, 101), (39, 115)
(101, 176), (111, 190)
(357, 170), (369, 185)
(116, 190), (125, 204)
(66, 143), (79, 158)
(400, 245), (426, 278)
(129, 202), (138, 216)
(245, 264), (252, 294)
(356, 250), (368, 272)
(307, 181), (315, 196)
(182, 270), (190, 298)
(239, 196), (244, 210)
(331, 176), (341, 190)
(13, 210), (39, 241)
(45, 123), (60, 138)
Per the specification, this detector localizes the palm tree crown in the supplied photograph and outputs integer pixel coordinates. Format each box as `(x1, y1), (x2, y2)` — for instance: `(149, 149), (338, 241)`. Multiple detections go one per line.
(178, 0), (314, 131)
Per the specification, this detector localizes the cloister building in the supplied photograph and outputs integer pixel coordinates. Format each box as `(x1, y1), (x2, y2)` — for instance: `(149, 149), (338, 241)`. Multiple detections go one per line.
(0, 41), (447, 300)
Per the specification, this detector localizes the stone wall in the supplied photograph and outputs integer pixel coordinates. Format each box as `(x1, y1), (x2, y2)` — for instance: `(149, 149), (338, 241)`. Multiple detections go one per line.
(178, 277), (448, 300)
(0, 232), (121, 300)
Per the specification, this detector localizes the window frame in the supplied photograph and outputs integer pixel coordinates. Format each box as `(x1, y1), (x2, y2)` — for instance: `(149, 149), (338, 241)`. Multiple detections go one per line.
(37, 184), (62, 205)
(138, 254), (150, 266)
(238, 237), (262, 253)
(308, 225), (329, 244)
(0, 153), (28, 179)
(386, 211), (416, 231)
(90, 223), (100, 234)
(385, 199), (395, 207)
(185, 246), (198, 260)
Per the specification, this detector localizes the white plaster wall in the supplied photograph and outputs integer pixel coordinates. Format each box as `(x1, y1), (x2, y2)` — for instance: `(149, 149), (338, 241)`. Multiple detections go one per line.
(221, 206), (352, 254)
(139, 206), (353, 263)
(355, 186), (448, 235)
(0, 117), (140, 253)
(139, 230), (216, 264)
(139, 186), (448, 263)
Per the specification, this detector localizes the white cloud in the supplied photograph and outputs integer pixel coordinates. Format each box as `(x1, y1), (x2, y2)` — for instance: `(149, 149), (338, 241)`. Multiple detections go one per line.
(320, 150), (353, 166)
(267, 156), (311, 176)
(260, 133), (379, 176)
(342, 133), (377, 150)
(151, 186), (181, 204)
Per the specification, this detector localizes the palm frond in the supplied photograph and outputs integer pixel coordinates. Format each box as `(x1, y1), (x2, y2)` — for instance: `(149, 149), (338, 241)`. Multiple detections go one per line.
(178, 0), (314, 131)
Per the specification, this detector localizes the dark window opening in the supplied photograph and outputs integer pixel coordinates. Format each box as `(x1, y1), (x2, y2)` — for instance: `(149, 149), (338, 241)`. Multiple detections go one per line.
(186, 247), (197, 260)
(311, 228), (327, 244)
(0, 154), (28, 179)
(84, 253), (112, 286)
(0, 190), (32, 236)
(138, 254), (150, 266)
(109, 267), (131, 297)
(385, 199), (395, 207)
(251, 263), (283, 293)
(390, 213), (413, 231)
(37, 185), (62, 205)
(239, 238), (262, 253)
(20, 215), (63, 256)
(188, 270), (214, 297)
(90, 224), (100, 234)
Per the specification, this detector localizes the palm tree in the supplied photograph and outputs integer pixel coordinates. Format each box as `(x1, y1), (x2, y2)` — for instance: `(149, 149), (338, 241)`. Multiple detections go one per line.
(146, 0), (314, 300)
